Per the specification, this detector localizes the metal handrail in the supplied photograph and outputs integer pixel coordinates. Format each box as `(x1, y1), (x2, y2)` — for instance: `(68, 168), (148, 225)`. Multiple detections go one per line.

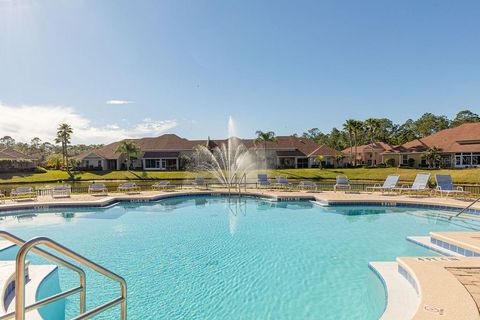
(0, 231), (86, 320)
(238, 173), (247, 193)
(450, 196), (480, 220)
(15, 237), (127, 320)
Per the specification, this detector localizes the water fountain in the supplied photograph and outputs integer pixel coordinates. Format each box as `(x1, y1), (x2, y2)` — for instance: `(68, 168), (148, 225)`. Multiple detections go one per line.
(191, 116), (257, 193)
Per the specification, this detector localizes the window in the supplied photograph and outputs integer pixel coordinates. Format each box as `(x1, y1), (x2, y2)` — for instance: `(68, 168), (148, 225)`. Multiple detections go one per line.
(97, 160), (102, 167)
(473, 153), (480, 166)
(462, 154), (472, 166)
(164, 159), (178, 170)
(85, 160), (89, 167)
(455, 155), (461, 166)
(297, 158), (308, 168)
(145, 159), (160, 169)
(402, 155), (408, 165)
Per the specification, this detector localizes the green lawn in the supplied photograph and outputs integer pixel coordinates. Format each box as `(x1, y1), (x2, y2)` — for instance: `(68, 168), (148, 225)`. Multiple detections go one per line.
(1, 168), (480, 185)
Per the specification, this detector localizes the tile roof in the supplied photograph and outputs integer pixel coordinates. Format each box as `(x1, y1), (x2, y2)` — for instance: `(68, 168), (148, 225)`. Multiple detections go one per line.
(0, 148), (35, 161)
(341, 142), (394, 154)
(77, 134), (340, 159)
(385, 123), (480, 153)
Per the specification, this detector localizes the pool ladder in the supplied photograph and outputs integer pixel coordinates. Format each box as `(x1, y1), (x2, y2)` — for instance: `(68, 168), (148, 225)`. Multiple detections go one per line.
(0, 231), (127, 320)
(231, 173), (247, 194)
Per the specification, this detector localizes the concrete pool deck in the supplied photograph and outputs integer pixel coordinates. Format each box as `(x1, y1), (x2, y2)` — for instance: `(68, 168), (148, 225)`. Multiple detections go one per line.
(0, 188), (479, 213)
(1, 188), (480, 319)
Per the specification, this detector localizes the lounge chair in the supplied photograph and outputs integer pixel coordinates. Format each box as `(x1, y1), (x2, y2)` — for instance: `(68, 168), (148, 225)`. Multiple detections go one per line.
(152, 181), (175, 191)
(257, 174), (271, 188)
(51, 185), (71, 198)
(194, 177), (206, 189)
(394, 173), (430, 194)
(334, 176), (351, 192)
(88, 183), (108, 195)
(0, 191), (5, 204)
(275, 176), (291, 189)
(434, 175), (466, 197)
(118, 182), (141, 194)
(11, 186), (37, 201)
(298, 181), (318, 192)
(366, 175), (400, 194)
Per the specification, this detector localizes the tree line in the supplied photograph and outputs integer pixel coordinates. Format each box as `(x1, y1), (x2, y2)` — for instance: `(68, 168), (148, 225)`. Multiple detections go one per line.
(297, 110), (480, 152)
(0, 123), (103, 169)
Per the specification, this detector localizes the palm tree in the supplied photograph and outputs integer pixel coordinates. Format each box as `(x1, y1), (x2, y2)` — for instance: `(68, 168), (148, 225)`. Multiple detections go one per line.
(335, 154), (345, 167)
(315, 155), (324, 169)
(255, 131), (276, 164)
(364, 118), (381, 166)
(55, 123), (73, 170)
(343, 119), (363, 166)
(343, 119), (355, 165)
(115, 140), (140, 170)
(423, 146), (441, 168)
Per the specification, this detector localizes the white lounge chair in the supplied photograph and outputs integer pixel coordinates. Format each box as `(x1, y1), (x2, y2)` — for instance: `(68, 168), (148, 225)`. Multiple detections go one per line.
(257, 174), (271, 188)
(366, 175), (400, 194)
(152, 181), (175, 191)
(51, 185), (71, 198)
(394, 173), (430, 194)
(298, 181), (318, 192)
(88, 183), (108, 195)
(118, 182), (141, 194)
(334, 176), (351, 192)
(275, 176), (291, 189)
(11, 186), (37, 201)
(434, 175), (466, 197)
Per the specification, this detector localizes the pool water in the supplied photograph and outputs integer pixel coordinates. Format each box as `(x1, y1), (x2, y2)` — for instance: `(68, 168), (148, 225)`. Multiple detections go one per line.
(0, 196), (478, 319)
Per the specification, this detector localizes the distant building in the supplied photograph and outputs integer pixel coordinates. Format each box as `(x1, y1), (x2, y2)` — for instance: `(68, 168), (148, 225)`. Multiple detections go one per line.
(76, 134), (343, 171)
(342, 142), (394, 166)
(0, 148), (37, 172)
(382, 123), (480, 168)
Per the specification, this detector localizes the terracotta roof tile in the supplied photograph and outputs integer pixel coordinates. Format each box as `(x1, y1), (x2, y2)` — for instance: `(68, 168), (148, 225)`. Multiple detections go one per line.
(0, 148), (35, 161)
(385, 123), (480, 153)
(78, 134), (339, 159)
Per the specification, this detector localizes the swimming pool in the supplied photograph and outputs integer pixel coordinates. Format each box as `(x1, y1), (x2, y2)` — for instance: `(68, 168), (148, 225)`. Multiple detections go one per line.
(1, 195), (477, 319)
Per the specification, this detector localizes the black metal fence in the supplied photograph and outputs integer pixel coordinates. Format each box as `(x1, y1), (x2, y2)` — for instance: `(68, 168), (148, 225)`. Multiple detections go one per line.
(1, 178), (479, 197)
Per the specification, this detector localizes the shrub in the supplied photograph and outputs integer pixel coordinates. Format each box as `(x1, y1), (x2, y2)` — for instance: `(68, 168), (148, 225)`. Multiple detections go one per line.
(385, 158), (396, 167)
(34, 167), (48, 173)
(407, 158), (415, 167)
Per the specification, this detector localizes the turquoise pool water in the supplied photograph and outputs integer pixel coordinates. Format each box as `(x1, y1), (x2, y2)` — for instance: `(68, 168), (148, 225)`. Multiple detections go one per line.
(0, 196), (478, 319)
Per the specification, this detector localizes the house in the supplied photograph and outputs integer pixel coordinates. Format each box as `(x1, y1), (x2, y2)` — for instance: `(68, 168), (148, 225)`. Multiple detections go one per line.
(0, 148), (37, 172)
(382, 123), (480, 168)
(76, 134), (342, 171)
(341, 142), (393, 166)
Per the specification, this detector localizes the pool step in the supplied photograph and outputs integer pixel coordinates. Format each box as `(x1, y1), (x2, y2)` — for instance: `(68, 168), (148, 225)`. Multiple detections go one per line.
(369, 262), (419, 320)
(0, 260), (58, 320)
(407, 236), (463, 257)
(408, 232), (480, 257)
(0, 241), (15, 253)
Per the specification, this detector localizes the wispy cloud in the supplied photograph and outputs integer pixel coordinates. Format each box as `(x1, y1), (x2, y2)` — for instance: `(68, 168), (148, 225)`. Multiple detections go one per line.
(0, 103), (177, 144)
(106, 100), (134, 105)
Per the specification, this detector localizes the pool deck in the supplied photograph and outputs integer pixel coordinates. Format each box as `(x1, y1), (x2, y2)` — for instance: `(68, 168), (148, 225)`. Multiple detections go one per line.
(1, 188), (480, 319)
(0, 188), (479, 214)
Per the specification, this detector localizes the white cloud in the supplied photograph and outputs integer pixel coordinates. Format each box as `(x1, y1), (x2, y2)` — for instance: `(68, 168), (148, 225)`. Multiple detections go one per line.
(106, 100), (134, 105)
(0, 103), (177, 144)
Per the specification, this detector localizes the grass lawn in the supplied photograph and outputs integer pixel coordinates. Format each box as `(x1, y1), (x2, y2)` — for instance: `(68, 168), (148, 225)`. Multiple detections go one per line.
(1, 167), (479, 185)
(271, 167), (480, 184)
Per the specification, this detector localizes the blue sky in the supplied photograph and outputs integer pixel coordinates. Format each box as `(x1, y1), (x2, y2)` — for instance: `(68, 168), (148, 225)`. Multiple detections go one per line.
(0, 0), (479, 144)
